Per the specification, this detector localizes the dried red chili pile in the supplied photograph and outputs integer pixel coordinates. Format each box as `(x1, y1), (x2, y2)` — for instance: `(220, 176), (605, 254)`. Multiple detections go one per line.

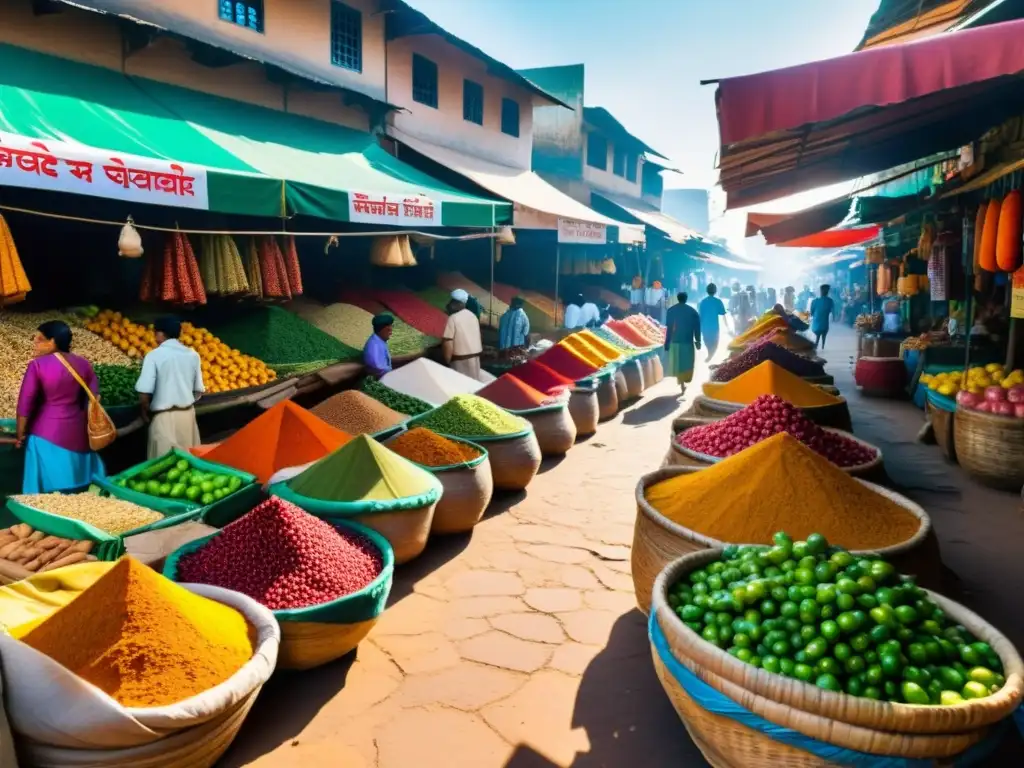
(678, 395), (877, 468)
(176, 496), (383, 610)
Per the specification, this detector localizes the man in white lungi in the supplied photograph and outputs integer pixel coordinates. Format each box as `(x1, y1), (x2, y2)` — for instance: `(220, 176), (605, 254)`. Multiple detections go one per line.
(443, 288), (484, 381)
(136, 316), (204, 458)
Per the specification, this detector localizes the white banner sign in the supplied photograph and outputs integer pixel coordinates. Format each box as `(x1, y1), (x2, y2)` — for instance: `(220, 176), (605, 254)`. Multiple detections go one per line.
(348, 192), (440, 227)
(558, 218), (607, 244)
(0, 132), (209, 209)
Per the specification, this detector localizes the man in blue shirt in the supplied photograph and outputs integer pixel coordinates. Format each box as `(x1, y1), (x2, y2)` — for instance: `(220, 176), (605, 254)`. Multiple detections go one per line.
(809, 284), (836, 350)
(136, 316), (204, 458)
(363, 314), (394, 379)
(498, 297), (530, 353)
(698, 283), (728, 361)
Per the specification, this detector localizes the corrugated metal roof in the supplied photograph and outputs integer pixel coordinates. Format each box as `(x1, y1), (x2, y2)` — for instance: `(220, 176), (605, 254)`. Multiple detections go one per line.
(583, 107), (668, 160)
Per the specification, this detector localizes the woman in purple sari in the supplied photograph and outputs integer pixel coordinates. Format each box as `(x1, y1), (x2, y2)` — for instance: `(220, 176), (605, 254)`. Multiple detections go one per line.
(16, 320), (106, 493)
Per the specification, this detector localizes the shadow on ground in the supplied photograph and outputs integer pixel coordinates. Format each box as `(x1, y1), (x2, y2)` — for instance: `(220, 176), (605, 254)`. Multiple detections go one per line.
(621, 396), (682, 427)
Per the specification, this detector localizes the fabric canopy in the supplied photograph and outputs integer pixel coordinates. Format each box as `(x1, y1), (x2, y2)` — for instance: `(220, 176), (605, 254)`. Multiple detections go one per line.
(0, 44), (508, 226)
(713, 19), (1024, 208)
(390, 127), (644, 242)
(591, 192), (699, 244)
(774, 226), (881, 249)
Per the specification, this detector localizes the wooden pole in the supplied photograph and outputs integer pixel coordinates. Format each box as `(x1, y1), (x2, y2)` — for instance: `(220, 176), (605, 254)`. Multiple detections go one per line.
(554, 243), (561, 327)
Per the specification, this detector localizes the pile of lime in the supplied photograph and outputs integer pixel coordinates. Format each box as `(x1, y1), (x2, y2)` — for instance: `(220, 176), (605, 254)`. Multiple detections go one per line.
(669, 532), (1006, 705)
(117, 457), (243, 506)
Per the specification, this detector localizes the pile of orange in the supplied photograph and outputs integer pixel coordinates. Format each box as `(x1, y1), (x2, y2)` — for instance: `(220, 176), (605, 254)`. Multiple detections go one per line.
(85, 310), (276, 393)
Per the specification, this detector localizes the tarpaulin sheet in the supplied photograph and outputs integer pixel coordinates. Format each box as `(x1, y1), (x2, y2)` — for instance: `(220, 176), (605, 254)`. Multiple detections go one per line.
(775, 226), (881, 249)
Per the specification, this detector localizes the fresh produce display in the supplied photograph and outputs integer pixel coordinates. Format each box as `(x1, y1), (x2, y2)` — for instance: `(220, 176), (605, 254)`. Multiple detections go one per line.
(901, 335), (931, 351)
(115, 455), (245, 506)
(0, 523), (97, 579)
(856, 313), (883, 332)
(415, 394), (528, 437)
(12, 493), (164, 535)
(94, 363), (141, 407)
(712, 338), (825, 382)
(703, 361), (842, 408)
(361, 377), (433, 416)
(0, 213), (31, 305)
(388, 428), (482, 467)
(923, 364), (1024, 399)
(678, 395), (877, 467)
(668, 532), (1007, 704)
(311, 390), (407, 435)
(84, 310), (276, 393)
(207, 305), (357, 375)
(645, 434), (920, 550)
(21, 557), (253, 708)
(956, 379), (1024, 418)
(174, 496), (383, 610)
(370, 289), (450, 339)
(289, 299), (436, 358)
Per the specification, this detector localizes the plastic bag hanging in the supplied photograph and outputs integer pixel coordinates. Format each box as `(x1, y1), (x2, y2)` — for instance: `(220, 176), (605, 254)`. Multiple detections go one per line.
(117, 217), (143, 258)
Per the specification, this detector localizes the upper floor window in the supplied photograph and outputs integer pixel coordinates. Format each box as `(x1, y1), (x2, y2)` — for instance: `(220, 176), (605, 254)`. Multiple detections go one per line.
(501, 98), (520, 137)
(587, 133), (608, 171)
(612, 146), (627, 177)
(463, 80), (484, 125)
(330, 1), (362, 72)
(219, 0), (263, 33)
(642, 161), (664, 198)
(412, 54), (439, 108)
(625, 152), (638, 182)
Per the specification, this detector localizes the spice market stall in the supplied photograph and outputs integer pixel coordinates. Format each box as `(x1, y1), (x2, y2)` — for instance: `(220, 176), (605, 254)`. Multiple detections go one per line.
(476, 374), (577, 456)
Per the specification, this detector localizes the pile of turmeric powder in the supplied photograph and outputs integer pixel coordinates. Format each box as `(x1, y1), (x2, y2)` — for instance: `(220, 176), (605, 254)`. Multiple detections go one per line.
(20, 557), (253, 707)
(560, 334), (617, 367)
(702, 361), (842, 407)
(644, 434), (920, 550)
(729, 315), (789, 348)
(388, 428), (482, 467)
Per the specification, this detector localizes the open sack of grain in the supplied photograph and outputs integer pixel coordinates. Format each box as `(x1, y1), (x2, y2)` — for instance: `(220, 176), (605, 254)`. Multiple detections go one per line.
(0, 559), (278, 766)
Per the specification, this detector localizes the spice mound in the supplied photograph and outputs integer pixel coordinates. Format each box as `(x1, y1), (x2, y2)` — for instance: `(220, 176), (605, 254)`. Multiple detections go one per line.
(507, 360), (573, 397)
(560, 334), (615, 368)
(380, 358), (483, 405)
(361, 377), (433, 416)
(287, 434), (438, 502)
(536, 344), (600, 381)
(476, 374), (559, 411)
(712, 338), (825, 382)
(730, 315), (788, 347)
(175, 497), (383, 610)
(311, 390), (406, 435)
(679, 395), (877, 467)
(20, 557), (253, 708)
(702, 361), (842, 407)
(577, 329), (627, 361)
(415, 394), (528, 438)
(13, 493), (163, 535)
(645, 433), (920, 550)
(389, 428), (481, 467)
(607, 320), (656, 347)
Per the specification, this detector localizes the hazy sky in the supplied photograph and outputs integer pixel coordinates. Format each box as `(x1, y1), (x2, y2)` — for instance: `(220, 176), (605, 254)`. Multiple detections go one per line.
(404, 0), (879, 191)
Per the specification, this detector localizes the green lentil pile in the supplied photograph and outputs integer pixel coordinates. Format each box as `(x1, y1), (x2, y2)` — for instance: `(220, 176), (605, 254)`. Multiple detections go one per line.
(207, 306), (359, 374)
(95, 364), (141, 407)
(415, 394), (527, 438)
(361, 377), (433, 416)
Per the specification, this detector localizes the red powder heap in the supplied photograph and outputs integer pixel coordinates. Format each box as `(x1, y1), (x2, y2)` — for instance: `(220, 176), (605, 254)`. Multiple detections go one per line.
(536, 345), (600, 381)
(476, 374), (555, 411)
(507, 360), (573, 396)
(608, 320), (656, 347)
(176, 497), (383, 610)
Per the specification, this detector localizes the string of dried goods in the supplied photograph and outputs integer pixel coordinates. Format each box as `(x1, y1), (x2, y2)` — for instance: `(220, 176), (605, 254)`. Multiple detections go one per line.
(0, 214), (31, 306)
(139, 231), (207, 305)
(198, 234), (250, 296)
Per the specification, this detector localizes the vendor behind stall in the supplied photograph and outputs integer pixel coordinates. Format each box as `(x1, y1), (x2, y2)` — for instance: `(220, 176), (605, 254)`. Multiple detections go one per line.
(498, 297), (530, 354)
(363, 313), (394, 379)
(444, 289), (483, 380)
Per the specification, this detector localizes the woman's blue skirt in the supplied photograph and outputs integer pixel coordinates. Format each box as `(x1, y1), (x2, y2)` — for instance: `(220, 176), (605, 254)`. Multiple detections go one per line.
(22, 435), (106, 494)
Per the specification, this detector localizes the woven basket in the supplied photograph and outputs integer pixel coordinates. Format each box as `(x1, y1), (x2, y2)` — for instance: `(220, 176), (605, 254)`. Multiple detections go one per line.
(597, 374), (620, 421)
(469, 429), (542, 491)
(621, 358), (645, 399)
(662, 417), (719, 468)
(631, 466), (934, 614)
(515, 403), (577, 456)
(278, 618), (378, 671)
(640, 354), (657, 390)
(651, 352), (665, 383)
(614, 367), (629, 402)
(568, 385), (599, 436)
(651, 549), (1024, 759)
(954, 407), (1024, 490)
(691, 395), (853, 433)
(927, 401), (957, 463)
(347, 502), (436, 565)
(667, 427), (883, 480)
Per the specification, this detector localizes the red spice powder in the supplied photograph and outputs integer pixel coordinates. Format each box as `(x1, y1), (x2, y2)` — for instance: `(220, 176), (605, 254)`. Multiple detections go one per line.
(476, 374), (552, 410)
(536, 344), (600, 380)
(608, 320), (656, 347)
(507, 360), (574, 396)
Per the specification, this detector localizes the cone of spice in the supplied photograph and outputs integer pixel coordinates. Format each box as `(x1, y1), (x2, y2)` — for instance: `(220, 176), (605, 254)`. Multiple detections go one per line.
(311, 390), (407, 435)
(702, 361), (841, 408)
(476, 374), (559, 411)
(388, 428), (481, 467)
(507, 360), (573, 396)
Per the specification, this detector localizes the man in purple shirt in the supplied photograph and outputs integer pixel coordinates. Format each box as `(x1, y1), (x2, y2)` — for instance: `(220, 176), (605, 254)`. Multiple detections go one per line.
(363, 314), (394, 379)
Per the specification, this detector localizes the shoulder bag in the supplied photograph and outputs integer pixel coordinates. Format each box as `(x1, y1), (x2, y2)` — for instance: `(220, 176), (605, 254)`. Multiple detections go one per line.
(54, 353), (117, 452)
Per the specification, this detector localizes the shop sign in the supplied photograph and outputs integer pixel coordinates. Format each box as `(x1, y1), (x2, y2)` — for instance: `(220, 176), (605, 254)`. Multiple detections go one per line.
(558, 218), (607, 244)
(1011, 266), (1024, 320)
(348, 192), (440, 227)
(0, 132), (209, 209)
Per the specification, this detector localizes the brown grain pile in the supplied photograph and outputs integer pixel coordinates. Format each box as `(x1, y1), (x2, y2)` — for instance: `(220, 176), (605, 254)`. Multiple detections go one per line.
(311, 390), (406, 435)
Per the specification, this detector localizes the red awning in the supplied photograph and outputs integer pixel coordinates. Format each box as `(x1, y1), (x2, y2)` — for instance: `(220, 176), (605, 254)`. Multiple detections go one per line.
(774, 226), (881, 249)
(744, 212), (789, 238)
(714, 19), (1024, 209)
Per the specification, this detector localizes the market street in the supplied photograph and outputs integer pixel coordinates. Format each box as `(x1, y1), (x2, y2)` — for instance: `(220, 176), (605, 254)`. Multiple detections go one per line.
(222, 324), (1024, 767)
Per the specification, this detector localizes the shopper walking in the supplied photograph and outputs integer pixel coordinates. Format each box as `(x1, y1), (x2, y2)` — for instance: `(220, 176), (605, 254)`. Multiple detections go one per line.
(810, 284), (836, 350)
(698, 284), (727, 361)
(664, 292), (702, 393)
(136, 316), (204, 458)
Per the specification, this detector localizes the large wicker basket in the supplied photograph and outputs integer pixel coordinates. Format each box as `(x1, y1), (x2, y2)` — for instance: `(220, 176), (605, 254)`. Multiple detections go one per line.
(568, 384), (599, 436)
(513, 403), (577, 456)
(926, 400), (957, 463)
(690, 395), (853, 433)
(953, 406), (1024, 490)
(631, 466), (936, 613)
(640, 353), (657, 390)
(614, 367), (629, 402)
(650, 549), (1024, 765)
(467, 428), (542, 491)
(651, 352), (665, 383)
(620, 358), (645, 399)
(597, 373), (620, 421)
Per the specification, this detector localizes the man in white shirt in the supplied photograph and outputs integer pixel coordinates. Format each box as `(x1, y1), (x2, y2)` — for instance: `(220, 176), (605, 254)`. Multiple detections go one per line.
(135, 316), (205, 458)
(563, 294), (585, 329)
(443, 289), (484, 380)
(580, 298), (601, 328)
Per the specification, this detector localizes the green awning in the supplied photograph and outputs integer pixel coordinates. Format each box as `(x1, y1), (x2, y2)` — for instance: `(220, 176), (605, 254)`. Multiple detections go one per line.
(0, 44), (508, 226)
